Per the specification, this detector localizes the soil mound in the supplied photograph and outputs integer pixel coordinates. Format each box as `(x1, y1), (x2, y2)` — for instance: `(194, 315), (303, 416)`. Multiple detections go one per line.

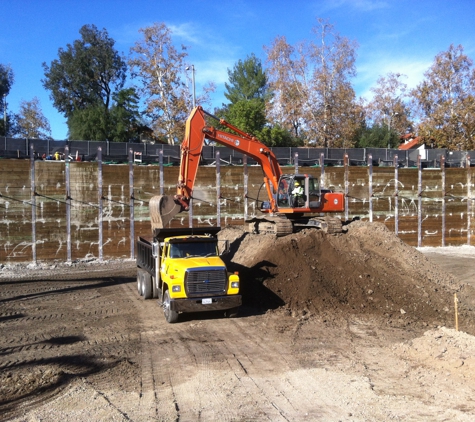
(220, 221), (473, 330)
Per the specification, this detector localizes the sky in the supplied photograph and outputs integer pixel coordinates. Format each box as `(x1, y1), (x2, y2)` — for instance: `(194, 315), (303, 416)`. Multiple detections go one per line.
(1, 0), (475, 140)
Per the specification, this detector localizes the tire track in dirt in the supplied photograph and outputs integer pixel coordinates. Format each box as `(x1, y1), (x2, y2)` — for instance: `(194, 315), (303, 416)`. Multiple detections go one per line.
(0, 275), (140, 419)
(131, 302), (318, 421)
(118, 280), (175, 420)
(200, 317), (316, 420)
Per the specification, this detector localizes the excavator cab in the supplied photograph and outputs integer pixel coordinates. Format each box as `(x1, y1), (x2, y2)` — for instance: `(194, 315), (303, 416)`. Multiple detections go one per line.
(275, 174), (321, 211)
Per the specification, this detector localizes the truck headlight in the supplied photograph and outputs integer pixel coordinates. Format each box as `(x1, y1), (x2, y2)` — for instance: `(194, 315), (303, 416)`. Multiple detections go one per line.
(172, 285), (181, 292)
(231, 281), (239, 289)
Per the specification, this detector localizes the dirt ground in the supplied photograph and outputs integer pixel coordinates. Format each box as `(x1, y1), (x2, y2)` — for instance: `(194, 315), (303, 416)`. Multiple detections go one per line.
(2, 221), (475, 421)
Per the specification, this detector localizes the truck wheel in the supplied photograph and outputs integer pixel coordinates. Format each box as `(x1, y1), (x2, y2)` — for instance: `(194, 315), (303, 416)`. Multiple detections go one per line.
(137, 269), (143, 296)
(225, 307), (239, 318)
(163, 290), (179, 323)
(142, 271), (153, 299)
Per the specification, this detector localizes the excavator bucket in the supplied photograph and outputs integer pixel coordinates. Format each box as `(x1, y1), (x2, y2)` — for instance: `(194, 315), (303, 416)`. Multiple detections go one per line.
(149, 195), (183, 230)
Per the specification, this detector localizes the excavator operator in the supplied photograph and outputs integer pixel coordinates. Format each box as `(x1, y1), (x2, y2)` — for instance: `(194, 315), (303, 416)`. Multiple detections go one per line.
(291, 181), (304, 207)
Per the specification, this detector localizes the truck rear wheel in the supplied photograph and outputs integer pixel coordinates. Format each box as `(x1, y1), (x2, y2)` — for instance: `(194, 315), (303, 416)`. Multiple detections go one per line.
(137, 269), (143, 296)
(141, 271), (153, 300)
(163, 289), (179, 323)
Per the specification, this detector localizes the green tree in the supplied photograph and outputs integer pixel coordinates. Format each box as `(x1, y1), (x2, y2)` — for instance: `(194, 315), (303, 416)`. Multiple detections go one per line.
(223, 99), (266, 135)
(258, 124), (298, 147)
(16, 97), (52, 139)
(0, 64), (15, 136)
(220, 54), (268, 134)
(109, 88), (142, 142)
(224, 53), (268, 103)
(42, 24), (127, 140)
(354, 123), (399, 148)
(217, 54), (298, 145)
(68, 104), (111, 141)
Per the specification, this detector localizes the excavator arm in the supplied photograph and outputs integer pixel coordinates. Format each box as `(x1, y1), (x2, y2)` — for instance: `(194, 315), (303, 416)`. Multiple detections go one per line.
(178, 107), (281, 208)
(150, 106), (283, 229)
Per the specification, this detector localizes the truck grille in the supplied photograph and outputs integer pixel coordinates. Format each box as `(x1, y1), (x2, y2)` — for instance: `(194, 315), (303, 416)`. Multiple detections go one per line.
(185, 268), (227, 297)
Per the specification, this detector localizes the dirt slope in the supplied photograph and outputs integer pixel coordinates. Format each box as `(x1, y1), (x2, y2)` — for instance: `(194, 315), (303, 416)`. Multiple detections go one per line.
(220, 220), (475, 332)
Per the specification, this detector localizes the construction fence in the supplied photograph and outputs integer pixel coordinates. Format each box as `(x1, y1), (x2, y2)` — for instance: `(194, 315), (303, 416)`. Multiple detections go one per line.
(1, 136), (474, 168)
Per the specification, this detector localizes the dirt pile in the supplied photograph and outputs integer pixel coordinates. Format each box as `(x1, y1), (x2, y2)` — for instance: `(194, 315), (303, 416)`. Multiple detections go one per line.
(220, 221), (475, 331)
(394, 326), (475, 377)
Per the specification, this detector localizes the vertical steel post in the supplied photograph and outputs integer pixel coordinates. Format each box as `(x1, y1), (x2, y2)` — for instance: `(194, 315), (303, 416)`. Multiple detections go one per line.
(216, 151), (221, 227)
(294, 152), (299, 174)
(30, 144), (36, 263)
(188, 151), (193, 228)
(441, 155), (446, 247)
(128, 149), (135, 259)
(159, 149), (164, 195)
(188, 199), (193, 228)
(344, 154), (349, 221)
(468, 155), (471, 245)
(394, 155), (399, 235)
(65, 145), (71, 263)
(97, 147), (103, 262)
(418, 155), (422, 247)
(243, 155), (248, 221)
(368, 154), (373, 223)
(320, 152), (325, 189)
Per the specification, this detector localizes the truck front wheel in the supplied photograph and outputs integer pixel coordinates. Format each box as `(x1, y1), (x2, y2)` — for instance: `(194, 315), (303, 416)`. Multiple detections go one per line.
(163, 289), (179, 323)
(225, 307), (239, 318)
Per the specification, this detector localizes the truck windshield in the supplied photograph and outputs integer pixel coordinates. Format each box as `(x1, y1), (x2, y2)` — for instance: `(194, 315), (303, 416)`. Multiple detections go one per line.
(169, 242), (217, 258)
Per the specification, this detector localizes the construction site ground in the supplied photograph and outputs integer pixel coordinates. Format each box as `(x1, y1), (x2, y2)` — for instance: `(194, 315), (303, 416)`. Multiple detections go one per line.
(2, 221), (475, 421)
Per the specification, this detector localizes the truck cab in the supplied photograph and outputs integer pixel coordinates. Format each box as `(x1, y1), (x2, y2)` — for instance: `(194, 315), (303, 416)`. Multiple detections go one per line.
(136, 227), (241, 323)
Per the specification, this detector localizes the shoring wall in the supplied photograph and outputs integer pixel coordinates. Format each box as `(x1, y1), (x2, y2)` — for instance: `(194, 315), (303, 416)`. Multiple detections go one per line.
(1, 152), (474, 263)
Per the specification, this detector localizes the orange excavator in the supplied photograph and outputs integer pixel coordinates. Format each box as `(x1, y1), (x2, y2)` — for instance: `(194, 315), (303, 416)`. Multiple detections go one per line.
(150, 106), (345, 236)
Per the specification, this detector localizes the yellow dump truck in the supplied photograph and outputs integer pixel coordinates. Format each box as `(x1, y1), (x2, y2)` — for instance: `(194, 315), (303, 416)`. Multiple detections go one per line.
(136, 227), (241, 323)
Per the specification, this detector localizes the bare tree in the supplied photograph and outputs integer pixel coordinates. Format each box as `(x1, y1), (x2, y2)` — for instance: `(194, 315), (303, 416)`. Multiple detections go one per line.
(16, 97), (52, 139)
(129, 23), (214, 144)
(367, 72), (412, 145)
(265, 36), (306, 139)
(265, 19), (360, 147)
(411, 44), (475, 150)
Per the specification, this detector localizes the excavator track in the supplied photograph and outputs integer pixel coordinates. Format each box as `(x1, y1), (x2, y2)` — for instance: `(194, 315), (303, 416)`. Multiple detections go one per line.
(319, 216), (343, 234)
(246, 216), (294, 237)
(247, 215), (343, 236)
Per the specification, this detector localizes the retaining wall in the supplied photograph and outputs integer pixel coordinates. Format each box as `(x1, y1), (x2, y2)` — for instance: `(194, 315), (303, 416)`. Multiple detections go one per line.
(1, 152), (473, 263)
